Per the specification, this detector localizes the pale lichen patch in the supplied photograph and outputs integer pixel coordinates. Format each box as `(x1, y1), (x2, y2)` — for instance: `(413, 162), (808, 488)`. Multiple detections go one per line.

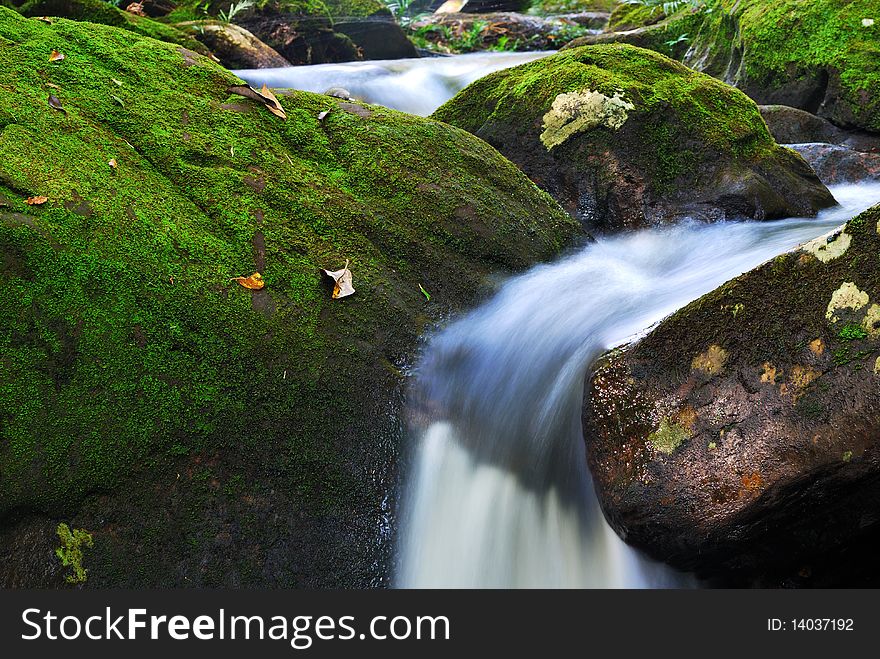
(692, 345), (728, 375)
(540, 89), (634, 150)
(801, 228), (852, 263)
(862, 304), (880, 337)
(874, 356), (880, 375)
(826, 282), (869, 322)
(809, 338), (825, 355)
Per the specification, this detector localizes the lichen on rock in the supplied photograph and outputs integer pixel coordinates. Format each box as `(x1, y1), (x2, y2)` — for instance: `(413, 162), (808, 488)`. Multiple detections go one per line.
(826, 282), (869, 322)
(540, 89), (634, 149)
(802, 228), (852, 263)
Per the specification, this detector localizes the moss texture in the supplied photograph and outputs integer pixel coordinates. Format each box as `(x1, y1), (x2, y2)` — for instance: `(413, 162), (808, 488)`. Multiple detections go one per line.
(19, 0), (210, 52)
(573, 1), (880, 133)
(0, 8), (580, 586)
(433, 43), (832, 232)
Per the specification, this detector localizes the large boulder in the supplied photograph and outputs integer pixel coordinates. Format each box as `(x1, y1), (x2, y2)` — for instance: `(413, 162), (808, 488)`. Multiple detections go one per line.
(568, 1), (880, 134)
(433, 44), (834, 234)
(759, 105), (880, 153)
(177, 20), (291, 68)
(0, 7), (580, 587)
(584, 203), (880, 584)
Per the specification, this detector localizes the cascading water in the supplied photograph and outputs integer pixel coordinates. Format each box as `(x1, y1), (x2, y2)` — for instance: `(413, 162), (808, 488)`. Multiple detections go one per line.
(396, 183), (880, 588)
(235, 52), (552, 116)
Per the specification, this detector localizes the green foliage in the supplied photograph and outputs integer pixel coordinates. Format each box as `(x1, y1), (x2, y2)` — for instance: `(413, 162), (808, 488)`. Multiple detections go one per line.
(217, 0), (254, 22)
(55, 523), (93, 584)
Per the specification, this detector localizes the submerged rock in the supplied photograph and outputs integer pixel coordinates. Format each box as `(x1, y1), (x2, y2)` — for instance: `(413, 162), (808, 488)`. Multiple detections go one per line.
(789, 143), (880, 185)
(0, 7), (580, 587)
(433, 44), (834, 233)
(177, 20), (291, 69)
(583, 203), (880, 584)
(566, 0), (880, 134)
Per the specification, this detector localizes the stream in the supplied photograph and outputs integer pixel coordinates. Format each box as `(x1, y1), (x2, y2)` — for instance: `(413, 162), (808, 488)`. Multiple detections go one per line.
(237, 55), (880, 587)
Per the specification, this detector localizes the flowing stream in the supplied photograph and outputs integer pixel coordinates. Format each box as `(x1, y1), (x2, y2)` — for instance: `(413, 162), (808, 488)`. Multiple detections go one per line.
(396, 183), (880, 588)
(238, 54), (880, 586)
(235, 52), (552, 116)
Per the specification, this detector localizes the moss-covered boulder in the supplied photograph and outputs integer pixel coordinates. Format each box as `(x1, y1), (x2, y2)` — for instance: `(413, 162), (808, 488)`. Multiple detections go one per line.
(19, 0), (209, 53)
(569, 1), (880, 134)
(0, 7), (580, 587)
(584, 204), (880, 584)
(433, 44), (834, 234)
(528, 0), (616, 15)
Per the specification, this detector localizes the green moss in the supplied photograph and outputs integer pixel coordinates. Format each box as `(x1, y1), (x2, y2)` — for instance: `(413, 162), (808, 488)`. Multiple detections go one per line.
(0, 6), (579, 539)
(839, 323), (868, 340)
(434, 44), (780, 197)
(55, 522), (93, 584)
(648, 417), (690, 454)
(530, 0), (617, 14)
(19, 0), (209, 52)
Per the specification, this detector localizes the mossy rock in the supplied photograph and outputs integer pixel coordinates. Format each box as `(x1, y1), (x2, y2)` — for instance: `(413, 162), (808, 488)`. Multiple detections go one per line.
(433, 44), (834, 234)
(0, 8), (580, 586)
(605, 1), (664, 30)
(584, 204), (880, 584)
(569, 0), (880, 134)
(18, 0), (210, 53)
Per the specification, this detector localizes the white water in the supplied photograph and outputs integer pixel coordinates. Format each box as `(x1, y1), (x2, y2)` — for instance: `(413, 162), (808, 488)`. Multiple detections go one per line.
(396, 183), (880, 588)
(235, 52), (552, 116)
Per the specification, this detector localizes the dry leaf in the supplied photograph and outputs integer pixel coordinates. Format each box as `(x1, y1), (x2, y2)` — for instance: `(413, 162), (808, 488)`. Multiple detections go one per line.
(318, 110), (330, 121)
(226, 84), (287, 120)
(321, 260), (355, 299)
(111, 95), (125, 107)
(46, 83), (60, 90)
(230, 272), (265, 290)
(26, 196), (48, 205)
(259, 84), (287, 120)
(108, 158), (117, 170)
(49, 50), (65, 63)
(48, 94), (66, 113)
(35, 16), (53, 24)
(111, 78), (123, 87)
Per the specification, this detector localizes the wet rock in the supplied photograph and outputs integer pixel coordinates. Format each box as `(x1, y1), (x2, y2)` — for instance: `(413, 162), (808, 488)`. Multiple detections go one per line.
(788, 143), (880, 185)
(237, 11), (361, 65)
(334, 16), (419, 60)
(433, 44), (835, 234)
(129, 0), (176, 18)
(177, 20), (291, 69)
(583, 203), (880, 583)
(760, 105), (880, 153)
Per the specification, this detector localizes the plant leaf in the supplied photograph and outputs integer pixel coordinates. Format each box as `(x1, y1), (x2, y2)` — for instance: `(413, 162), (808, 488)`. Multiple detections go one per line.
(26, 196), (48, 205)
(49, 49), (65, 62)
(227, 84), (287, 120)
(318, 109), (330, 121)
(230, 272), (265, 290)
(419, 283), (431, 302)
(108, 158), (117, 170)
(259, 84), (287, 120)
(321, 260), (355, 299)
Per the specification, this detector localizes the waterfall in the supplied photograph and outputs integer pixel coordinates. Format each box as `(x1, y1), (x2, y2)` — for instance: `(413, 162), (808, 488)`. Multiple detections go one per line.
(396, 183), (880, 588)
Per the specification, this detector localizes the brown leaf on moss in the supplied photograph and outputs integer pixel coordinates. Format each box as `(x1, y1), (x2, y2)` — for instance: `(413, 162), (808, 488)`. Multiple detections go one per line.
(226, 84), (287, 120)
(321, 260), (355, 299)
(26, 196), (48, 205)
(49, 49), (65, 62)
(48, 94), (66, 113)
(108, 158), (117, 170)
(230, 272), (265, 290)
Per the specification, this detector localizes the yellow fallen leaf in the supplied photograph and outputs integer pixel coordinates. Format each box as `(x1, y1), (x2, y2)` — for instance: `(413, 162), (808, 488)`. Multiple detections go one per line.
(108, 158), (117, 170)
(230, 272), (265, 290)
(49, 50), (65, 62)
(321, 260), (355, 299)
(26, 196), (48, 205)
